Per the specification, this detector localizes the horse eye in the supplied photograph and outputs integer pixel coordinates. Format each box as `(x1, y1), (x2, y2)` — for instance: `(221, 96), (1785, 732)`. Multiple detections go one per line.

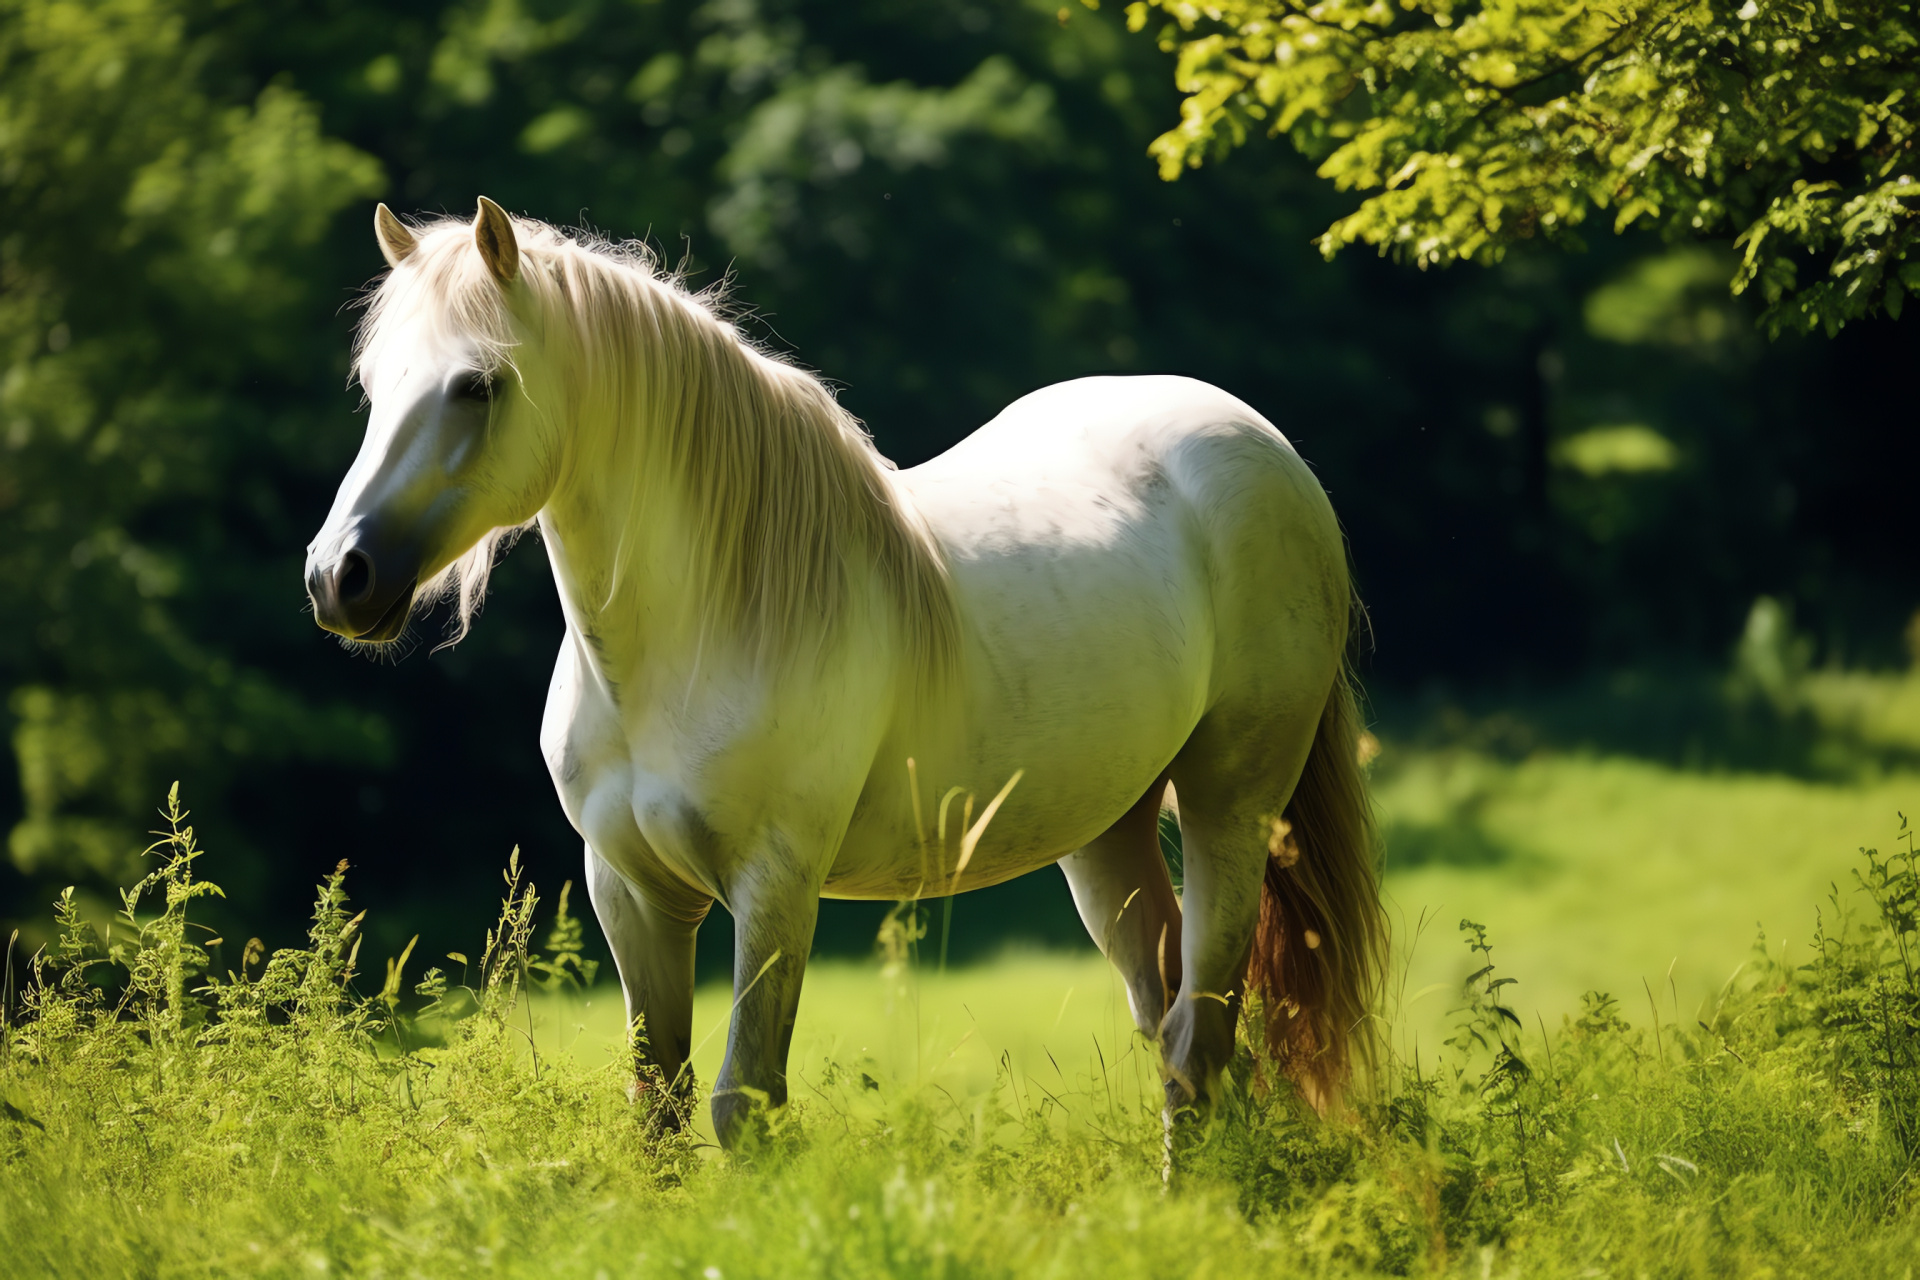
(451, 369), (493, 402)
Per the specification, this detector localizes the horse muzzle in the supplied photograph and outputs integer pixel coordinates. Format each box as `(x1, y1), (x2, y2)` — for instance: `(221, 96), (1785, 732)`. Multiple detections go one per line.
(306, 544), (418, 643)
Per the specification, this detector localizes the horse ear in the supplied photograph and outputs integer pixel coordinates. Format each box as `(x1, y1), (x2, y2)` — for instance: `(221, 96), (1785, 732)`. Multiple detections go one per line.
(374, 203), (417, 268)
(473, 196), (520, 284)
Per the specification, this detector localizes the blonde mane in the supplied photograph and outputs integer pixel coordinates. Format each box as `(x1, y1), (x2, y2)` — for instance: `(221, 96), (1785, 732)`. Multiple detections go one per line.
(354, 214), (958, 681)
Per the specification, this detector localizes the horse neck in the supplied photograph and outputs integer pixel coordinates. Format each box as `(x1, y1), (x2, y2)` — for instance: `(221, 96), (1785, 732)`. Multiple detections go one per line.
(529, 278), (938, 692)
(538, 433), (684, 676)
(534, 305), (749, 673)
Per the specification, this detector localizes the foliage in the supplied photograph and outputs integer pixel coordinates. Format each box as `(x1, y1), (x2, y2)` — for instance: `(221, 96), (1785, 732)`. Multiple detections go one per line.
(1137, 0), (1920, 334)
(4, 792), (1920, 1275)
(1805, 816), (1920, 1159)
(7, 0), (1366, 919)
(0, 0), (390, 885)
(3, 788), (692, 1273)
(2, 0), (1915, 956)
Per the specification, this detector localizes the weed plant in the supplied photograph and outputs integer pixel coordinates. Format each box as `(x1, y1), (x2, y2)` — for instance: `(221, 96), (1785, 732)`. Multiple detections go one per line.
(2, 789), (1918, 1277)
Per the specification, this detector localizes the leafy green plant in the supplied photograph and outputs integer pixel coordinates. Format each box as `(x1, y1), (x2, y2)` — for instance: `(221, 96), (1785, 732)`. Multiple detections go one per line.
(1135, 0), (1919, 335)
(2, 786), (692, 1253)
(1803, 814), (1920, 1158)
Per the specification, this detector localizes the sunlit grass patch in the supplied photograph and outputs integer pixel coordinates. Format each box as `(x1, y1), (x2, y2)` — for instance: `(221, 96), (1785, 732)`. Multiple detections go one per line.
(1374, 746), (1920, 1052)
(536, 950), (1150, 1149)
(4, 782), (1919, 1278)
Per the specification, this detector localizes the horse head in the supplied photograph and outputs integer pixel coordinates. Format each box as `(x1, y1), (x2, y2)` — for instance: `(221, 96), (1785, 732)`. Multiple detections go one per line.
(305, 197), (549, 645)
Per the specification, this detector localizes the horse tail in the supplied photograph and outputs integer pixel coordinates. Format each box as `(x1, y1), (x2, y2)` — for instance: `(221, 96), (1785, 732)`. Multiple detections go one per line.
(1245, 652), (1387, 1111)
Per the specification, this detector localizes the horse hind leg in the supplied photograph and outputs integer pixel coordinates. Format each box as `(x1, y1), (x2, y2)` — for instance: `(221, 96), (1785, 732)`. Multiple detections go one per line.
(1164, 673), (1388, 1121)
(1059, 775), (1183, 1037)
(1161, 700), (1322, 1117)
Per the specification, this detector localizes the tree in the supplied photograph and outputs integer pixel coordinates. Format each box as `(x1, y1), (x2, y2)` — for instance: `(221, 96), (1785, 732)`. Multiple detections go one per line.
(0, 0), (387, 884)
(1133, 0), (1919, 334)
(4, 0), (1915, 958)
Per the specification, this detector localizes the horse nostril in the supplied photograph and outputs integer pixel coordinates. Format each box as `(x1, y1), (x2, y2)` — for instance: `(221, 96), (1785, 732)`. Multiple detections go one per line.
(337, 550), (374, 604)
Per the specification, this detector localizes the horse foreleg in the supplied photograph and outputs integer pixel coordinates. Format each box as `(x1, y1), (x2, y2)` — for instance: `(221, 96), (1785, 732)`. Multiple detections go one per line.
(1059, 775), (1183, 1036)
(712, 855), (820, 1151)
(584, 845), (709, 1128)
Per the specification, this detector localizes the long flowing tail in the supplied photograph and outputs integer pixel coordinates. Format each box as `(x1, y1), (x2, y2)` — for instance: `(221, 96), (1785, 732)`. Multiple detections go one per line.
(1245, 659), (1388, 1110)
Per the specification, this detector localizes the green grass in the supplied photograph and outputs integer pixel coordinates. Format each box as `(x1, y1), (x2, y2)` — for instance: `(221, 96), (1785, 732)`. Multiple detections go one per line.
(1374, 748), (1920, 1053)
(6, 678), (1920, 1276)
(541, 953), (1150, 1141)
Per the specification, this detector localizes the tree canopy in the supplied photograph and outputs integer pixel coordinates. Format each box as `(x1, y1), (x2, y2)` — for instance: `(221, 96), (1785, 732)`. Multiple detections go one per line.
(0, 0), (390, 882)
(0, 0), (1913, 956)
(1137, 0), (1919, 334)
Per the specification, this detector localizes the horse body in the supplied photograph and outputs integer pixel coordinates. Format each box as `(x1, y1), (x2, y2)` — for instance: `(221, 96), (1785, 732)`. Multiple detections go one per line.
(829, 374), (1346, 893)
(307, 200), (1383, 1147)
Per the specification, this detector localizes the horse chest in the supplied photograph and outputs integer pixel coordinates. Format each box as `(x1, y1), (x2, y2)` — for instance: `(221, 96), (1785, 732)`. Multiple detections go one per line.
(545, 702), (737, 900)
(543, 630), (888, 899)
(542, 639), (703, 893)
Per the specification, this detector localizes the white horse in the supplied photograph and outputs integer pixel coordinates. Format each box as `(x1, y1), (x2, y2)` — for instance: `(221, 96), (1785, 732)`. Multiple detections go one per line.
(306, 199), (1386, 1145)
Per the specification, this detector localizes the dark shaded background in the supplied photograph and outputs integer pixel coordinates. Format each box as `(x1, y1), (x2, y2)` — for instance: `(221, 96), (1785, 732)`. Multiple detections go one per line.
(2, 0), (1914, 978)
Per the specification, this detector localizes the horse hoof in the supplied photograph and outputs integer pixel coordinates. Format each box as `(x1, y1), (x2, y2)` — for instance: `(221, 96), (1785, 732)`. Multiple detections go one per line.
(1161, 1086), (1210, 1187)
(710, 1091), (755, 1152)
(711, 1085), (783, 1155)
(629, 1070), (696, 1134)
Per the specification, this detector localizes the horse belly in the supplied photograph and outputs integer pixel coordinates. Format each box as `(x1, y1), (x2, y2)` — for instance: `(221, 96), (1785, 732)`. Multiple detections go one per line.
(960, 551), (1207, 873)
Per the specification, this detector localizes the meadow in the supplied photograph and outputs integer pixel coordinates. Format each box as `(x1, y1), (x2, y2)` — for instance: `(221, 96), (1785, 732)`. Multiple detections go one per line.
(4, 670), (1919, 1278)
(5, 4), (1912, 1273)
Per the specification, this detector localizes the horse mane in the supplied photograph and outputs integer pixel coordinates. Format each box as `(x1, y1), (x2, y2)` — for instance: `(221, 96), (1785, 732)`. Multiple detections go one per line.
(353, 213), (959, 683)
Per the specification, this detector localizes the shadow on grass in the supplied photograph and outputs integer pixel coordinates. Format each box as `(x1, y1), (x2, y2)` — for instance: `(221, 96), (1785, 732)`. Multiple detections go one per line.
(1384, 818), (1518, 870)
(1372, 665), (1920, 782)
